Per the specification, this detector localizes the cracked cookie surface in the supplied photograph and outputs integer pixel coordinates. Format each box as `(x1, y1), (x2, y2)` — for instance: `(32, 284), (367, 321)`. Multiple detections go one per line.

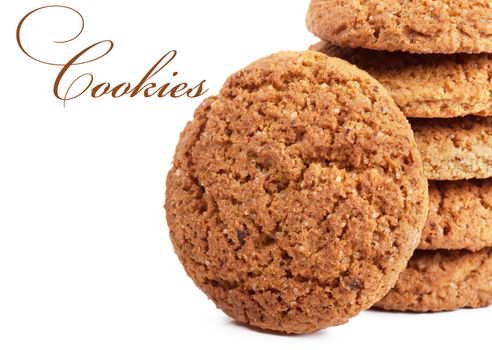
(306, 0), (492, 54)
(375, 248), (492, 312)
(311, 41), (492, 118)
(165, 51), (428, 334)
(411, 116), (492, 181)
(420, 180), (492, 252)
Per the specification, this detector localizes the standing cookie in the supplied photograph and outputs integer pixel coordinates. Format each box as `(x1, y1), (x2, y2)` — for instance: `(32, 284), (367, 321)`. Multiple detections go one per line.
(306, 0), (492, 54)
(165, 51), (428, 334)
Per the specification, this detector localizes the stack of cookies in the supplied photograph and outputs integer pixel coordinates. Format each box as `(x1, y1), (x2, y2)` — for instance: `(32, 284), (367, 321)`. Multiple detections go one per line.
(307, 0), (492, 311)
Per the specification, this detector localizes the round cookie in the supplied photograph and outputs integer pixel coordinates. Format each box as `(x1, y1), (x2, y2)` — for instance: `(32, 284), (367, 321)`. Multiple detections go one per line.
(411, 116), (492, 181)
(165, 51), (428, 334)
(420, 179), (492, 252)
(375, 248), (492, 312)
(311, 41), (492, 118)
(306, 0), (492, 54)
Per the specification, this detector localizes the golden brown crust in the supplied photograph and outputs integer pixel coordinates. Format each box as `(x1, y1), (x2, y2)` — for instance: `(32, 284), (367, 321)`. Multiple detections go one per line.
(419, 180), (492, 251)
(311, 41), (492, 118)
(165, 51), (428, 334)
(375, 248), (492, 312)
(307, 0), (492, 54)
(411, 116), (492, 181)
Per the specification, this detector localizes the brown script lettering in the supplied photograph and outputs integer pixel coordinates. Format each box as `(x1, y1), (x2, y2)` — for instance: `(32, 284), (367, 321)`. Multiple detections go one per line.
(16, 5), (209, 106)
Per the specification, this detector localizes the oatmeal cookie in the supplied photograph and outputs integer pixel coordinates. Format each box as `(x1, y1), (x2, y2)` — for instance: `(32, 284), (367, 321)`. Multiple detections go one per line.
(165, 51), (428, 333)
(311, 41), (492, 118)
(375, 248), (492, 312)
(411, 116), (492, 180)
(419, 180), (492, 252)
(307, 0), (492, 54)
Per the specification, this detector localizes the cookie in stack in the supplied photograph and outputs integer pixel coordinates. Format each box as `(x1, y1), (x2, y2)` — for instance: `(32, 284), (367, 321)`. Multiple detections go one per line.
(307, 0), (492, 311)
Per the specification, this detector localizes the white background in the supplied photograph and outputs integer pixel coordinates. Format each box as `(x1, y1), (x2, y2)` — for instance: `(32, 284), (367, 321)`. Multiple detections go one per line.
(0, 1), (489, 349)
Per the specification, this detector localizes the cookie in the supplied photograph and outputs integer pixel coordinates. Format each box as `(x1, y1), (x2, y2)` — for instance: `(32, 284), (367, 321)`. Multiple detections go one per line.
(165, 51), (428, 334)
(419, 180), (492, 252)
(311, 41), (492, 118)
(375, 248), (492, 312)
(306, 0), (492, 54)
(411, 116), (492, 181)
